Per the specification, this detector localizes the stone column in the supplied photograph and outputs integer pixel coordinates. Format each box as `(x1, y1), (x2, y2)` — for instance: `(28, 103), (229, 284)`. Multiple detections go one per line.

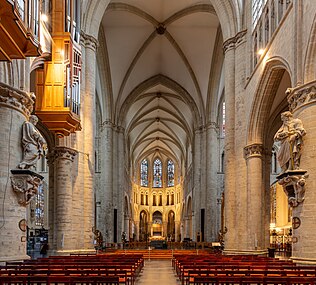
(135, 220), (139, 241)
(129, 219), (133, 241)
(244, 144), (266, 255)
(81, 33), (98, 250)
(222, 30), (248, 253)
(175, 221), (180, 242)
(206, 122), (219, 241)
(193, 128), (202, 240)
(0, 83), (35, 262)
(149, 222), (153, 237)
(100, 121), (114, 241)
(116, 127), (125, 240)
(124, 216), (129, 238)
(180, 222), (184, 241)
(49, 147), (77, 254)
(184, 216), (190, 238)
(47, 153), (55, 252)
(222, 36), (237, 252)
(287, 81), (316, 264)
(234, 31), (248, 252)
(293, 0), (303, 86)
(112, 126), (118, 242)
(163, 222), (168, 238)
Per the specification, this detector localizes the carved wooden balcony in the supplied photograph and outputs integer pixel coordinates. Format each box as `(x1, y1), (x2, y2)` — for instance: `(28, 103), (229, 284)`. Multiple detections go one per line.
(35, 38), (82, 137)
(0, 0), (41, 61)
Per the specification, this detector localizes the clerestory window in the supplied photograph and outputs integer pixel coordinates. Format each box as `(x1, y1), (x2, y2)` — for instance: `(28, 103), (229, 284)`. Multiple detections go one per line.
(140, 159), (148, 187)
(167, 160), (175, 187)
(153, 158), (162, 188)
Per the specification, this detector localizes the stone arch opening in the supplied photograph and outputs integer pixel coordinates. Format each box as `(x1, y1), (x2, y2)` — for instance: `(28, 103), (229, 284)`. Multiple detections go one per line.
(139, 210), (148, 241)
(152, 210), (163, 237)
(246, 58), (292, 251)
(167, 210), (175, 241)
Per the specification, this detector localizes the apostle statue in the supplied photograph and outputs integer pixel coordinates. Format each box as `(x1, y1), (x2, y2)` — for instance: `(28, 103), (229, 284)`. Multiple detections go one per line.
(274, 111), (306, 173)
(18, 115), (47, 171)
(93, 228), (104, 249)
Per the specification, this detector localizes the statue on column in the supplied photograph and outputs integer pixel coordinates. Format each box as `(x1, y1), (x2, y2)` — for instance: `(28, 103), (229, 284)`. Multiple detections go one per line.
(18, 115), (47, 171)
(274, 111), (306, 173)
(93, 227), (104, 250)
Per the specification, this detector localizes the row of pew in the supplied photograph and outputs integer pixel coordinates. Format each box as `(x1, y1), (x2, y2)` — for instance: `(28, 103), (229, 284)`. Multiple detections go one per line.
(172, 253), (316, 285)
(0, 253), (144, 285)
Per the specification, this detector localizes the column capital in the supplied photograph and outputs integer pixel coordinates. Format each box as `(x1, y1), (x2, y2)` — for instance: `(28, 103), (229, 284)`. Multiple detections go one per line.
(114, 124), (125, 134)
(244, 143), (264, 160)
(206, 121), (219, 131)
(194, 124), (206, 134)
(81, 31), (99, 52)
(47, 146), (78, 163)
(0, 82), (35, 117)
(235, 30), (247, 48)
(287, 80), (316, 113)
(223, 30), (247, 53)
(101, 120), (115, 130)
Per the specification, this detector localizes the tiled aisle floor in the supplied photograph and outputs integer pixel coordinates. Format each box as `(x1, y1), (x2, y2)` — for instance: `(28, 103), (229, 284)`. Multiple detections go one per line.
(136, 260), (181, 285)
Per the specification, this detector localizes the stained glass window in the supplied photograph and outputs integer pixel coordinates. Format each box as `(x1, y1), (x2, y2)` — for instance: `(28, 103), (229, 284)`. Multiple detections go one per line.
(153, 158), (162, 187)
(167, 160), (175, 187)
(252, 0), (267, 28)
(35, 183), (45, 226)
(140, 159), (148, 187)
(221, 101), (226, 137)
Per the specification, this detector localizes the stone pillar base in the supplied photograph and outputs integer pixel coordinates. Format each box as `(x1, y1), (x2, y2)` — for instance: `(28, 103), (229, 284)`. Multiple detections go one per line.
(223, 249), (267, 256)
(0, 254), (31, 263)
(291, 256), (316, 265)
(50, 248), (96, 256)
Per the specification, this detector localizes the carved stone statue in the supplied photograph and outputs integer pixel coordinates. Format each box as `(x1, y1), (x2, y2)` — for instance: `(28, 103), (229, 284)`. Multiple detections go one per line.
(274, 111), (306, 172)
(93, 228), (104, 249)
(278, 172), (309, 207)
(18, 115), (47, 171)
(10, 173), (43, 206)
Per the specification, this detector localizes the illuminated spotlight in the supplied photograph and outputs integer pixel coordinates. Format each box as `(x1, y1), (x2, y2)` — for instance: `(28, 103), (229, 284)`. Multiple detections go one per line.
(57, 49), (65, 58)
(257, 48), (265, 56)
(41, 14), (48, 22)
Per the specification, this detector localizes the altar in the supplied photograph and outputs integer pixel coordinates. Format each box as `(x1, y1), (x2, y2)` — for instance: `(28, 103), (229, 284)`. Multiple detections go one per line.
(149, 236), (166, 249)
(150, 240), (165, 249)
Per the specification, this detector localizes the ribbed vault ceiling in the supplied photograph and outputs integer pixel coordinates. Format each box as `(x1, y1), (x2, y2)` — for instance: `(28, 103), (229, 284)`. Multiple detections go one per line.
(99, 0), (221, 173)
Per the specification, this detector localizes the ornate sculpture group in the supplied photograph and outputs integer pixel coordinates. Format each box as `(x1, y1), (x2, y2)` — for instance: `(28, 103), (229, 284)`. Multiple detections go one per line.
(11, 115), (46, 206)
(93, 227), (104, 249)
(274, 111), (306, 173)
(10, 173), (42, 206)
(274, 111), (307, 207)
(18, 115), (47, 171)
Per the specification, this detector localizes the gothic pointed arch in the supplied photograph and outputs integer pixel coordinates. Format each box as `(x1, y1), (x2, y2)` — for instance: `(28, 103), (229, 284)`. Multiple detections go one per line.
(140, 158), (149, 187)
(139, 210), (149, 241)
(167, 159), (175, 187)
(247, 57), (293, 145)
(153, 157), (163, 188)
(117, 74), (201, 127)
(81, 1), (239, 43)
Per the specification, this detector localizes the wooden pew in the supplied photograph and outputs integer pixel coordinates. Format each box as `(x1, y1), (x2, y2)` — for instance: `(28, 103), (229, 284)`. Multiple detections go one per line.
(0, 275), (120, 285)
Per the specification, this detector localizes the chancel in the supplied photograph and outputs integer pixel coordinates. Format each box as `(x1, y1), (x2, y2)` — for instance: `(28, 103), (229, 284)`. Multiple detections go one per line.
(1, 0), (316, 279)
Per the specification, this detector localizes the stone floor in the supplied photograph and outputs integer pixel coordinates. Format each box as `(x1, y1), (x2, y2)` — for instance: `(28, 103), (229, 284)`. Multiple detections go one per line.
(136, 259), (180, 285)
